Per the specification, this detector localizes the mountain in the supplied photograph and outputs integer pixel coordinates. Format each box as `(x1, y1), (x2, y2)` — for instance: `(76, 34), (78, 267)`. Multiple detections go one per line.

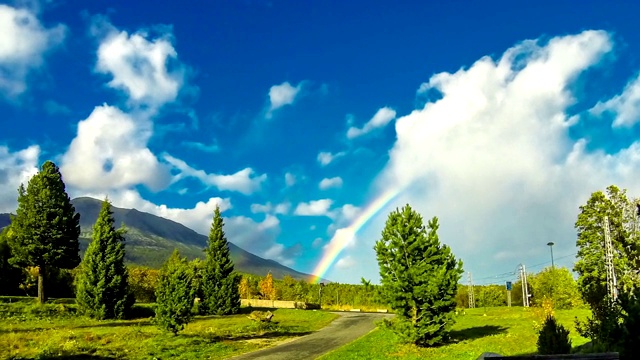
(0, 214), (10, 229)
(1, 198), (319, 281)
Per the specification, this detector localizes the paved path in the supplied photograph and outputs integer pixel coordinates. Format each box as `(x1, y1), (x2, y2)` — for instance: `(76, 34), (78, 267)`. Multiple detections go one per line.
(230, 312), (391, 360)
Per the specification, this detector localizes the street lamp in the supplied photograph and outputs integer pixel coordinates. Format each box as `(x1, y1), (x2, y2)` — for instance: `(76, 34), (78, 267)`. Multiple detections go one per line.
(547, 242), (555, 269)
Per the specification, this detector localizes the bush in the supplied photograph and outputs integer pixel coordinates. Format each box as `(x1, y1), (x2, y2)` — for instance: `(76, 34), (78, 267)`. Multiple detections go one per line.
(537, 315), (572, 355)
(154, 250), (196, 335)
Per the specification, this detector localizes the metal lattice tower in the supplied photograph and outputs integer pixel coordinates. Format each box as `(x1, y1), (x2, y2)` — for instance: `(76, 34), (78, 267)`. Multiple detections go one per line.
(603, 215), (618, 300)
(467, 272), (475, 308)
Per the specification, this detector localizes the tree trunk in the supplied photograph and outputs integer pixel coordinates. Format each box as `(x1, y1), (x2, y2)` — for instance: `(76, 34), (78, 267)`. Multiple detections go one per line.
(37, 265), (46, 304)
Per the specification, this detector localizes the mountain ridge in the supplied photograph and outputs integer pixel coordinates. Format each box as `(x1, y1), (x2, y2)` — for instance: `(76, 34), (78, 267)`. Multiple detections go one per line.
(0, 198), (322, 282)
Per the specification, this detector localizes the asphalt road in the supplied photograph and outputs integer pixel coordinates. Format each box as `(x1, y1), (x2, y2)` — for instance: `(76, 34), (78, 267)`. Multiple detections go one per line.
(230, 311), (392, 360)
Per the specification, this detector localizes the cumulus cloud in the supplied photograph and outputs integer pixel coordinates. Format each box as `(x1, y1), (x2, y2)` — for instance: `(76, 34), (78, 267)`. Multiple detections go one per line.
(319, 30), (640, 284)
(0, 145), (40, 212)
(319, 177), (343, 190)
(0, 4), (65, 98)
(94, 20), (186, 111)
(294, 199), (334, 216)
(317, 151), (345, 166)
(164, 154), (267, 195)
(266, 81), (303, 118)
(590, 73), (640, 128)
(346, 107), (396, 139)
(60, 105), (171, 192)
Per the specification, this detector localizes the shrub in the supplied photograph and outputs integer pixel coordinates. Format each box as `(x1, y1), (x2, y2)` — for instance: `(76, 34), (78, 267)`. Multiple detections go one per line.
(154, 250), (196, 335)
(537, 315), (572, 355)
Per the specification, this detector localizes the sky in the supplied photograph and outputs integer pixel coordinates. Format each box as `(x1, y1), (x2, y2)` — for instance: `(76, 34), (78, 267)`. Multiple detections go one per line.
(3, 0), (640, 285)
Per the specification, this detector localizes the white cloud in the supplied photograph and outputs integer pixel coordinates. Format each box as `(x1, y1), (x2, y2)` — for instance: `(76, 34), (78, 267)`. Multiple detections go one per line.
(320, 30), (640, 284)
(164, 154), (267, 195)
(0, 145), (40, 212)
(182, 141), (219, 153)
(284, 172), (297, 187)
(95, 21), (185, 110)
(312, 237), (323, 248)
(266, 81), (303, 118)
(590, 73), (640, 128)
(0, 4), (65, 98)
(346, 107), (396, 139)
(294, 199), (334, 216)
(251, 201), (291, 215)
(317, 151), (345, 166)
(60, 105), (171, 192)
(335, 255), (356, 269)
(319, 177), (343, 190)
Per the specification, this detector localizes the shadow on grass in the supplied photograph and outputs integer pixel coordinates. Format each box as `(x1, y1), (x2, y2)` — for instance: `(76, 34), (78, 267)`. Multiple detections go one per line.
(450, 325), (508, 342)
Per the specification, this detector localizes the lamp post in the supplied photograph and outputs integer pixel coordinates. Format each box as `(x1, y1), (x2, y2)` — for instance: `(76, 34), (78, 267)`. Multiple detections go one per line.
(547, 242), (555, 269)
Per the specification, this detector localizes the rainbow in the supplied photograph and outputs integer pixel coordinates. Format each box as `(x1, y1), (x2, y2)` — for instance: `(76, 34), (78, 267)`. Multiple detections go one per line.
(310, 187), (402, 283)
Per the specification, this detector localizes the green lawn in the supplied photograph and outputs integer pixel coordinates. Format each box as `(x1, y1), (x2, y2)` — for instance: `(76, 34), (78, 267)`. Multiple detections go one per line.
(0, 302), (338, 359)
(320, 307), (591, 360)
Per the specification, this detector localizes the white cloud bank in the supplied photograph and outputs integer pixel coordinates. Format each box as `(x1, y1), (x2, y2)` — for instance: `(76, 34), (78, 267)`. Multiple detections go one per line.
(322, 30), (640, 284)
(0, 4), (65, 98)
(346, 107), (396, 139)
(61, 105), (171, 192)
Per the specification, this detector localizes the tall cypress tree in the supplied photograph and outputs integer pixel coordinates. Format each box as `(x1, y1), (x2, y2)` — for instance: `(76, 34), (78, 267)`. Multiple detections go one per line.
(9, 161), (80, 303)
(375, 204), (463, 346)
(200, 206), (240, 315)
(76, 199), (134, 319)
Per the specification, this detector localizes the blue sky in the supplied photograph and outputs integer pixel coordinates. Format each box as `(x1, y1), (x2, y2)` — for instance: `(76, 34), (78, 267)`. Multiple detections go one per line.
(3, 0), (640, 284)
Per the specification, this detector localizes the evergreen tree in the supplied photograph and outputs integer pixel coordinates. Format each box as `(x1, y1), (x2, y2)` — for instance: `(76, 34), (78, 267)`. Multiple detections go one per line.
(375, 204), (463, 346)
(200, 206), (240, 315)
(8, 161), (80, 303)
(76, 199), (134, 319)
(155, 249), (196, 335)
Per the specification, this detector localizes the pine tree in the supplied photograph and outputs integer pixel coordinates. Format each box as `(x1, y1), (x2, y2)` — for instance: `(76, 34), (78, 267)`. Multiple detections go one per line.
(375, 204), (463, 346)
(76, 199), (134, 319)
(155, 249), (196, 335)
(8, 161), (80, 303)
(200, 206), (240, 315)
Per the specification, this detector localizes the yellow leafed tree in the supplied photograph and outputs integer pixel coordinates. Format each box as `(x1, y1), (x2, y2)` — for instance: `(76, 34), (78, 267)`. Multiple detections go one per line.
(259, 272), (277, 300)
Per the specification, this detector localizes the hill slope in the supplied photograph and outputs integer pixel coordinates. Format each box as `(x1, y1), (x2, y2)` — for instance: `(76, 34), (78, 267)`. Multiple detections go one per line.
(0, 199), (317, 281)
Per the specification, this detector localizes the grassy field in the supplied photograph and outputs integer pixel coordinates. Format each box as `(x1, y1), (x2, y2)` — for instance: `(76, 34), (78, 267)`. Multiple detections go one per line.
(320, 307), (592, 360)
(0, 301), (338, 360)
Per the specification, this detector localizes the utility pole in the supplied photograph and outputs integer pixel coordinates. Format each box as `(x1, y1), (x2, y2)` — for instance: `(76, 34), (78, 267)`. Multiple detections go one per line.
(467, 272), (475, 308)
(519, 264), (530, 307)
(603, 216), (618, 300)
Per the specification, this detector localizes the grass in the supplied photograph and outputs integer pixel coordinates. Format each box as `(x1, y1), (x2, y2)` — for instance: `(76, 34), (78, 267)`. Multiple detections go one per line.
(0, 301), (339, 360)
(320, 306), (592, 360)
